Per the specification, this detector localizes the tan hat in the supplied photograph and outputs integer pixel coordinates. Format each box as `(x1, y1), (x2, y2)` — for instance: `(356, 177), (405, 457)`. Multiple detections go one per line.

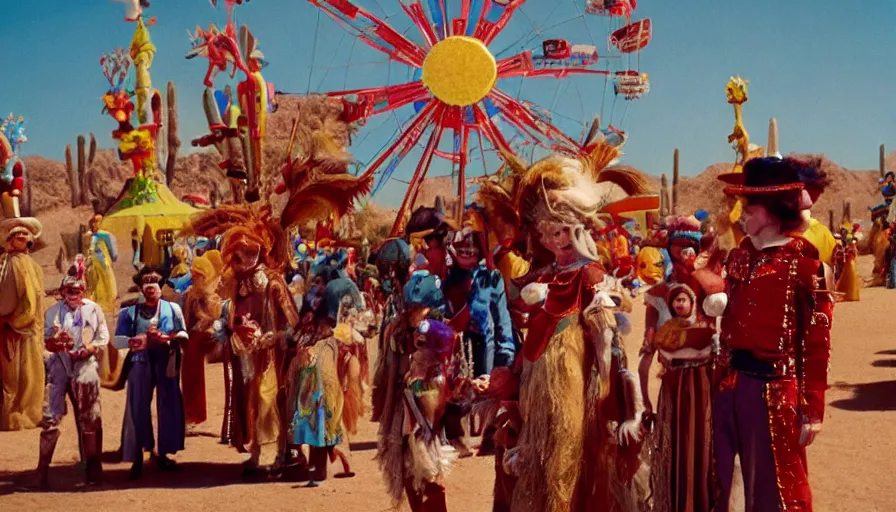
(0, 216), (42, 240)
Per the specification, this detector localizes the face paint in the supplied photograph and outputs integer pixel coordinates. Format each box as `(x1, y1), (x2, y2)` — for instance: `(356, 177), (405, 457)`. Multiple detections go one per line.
(142, 283), (162, 302)
(63, 286), (85, 308)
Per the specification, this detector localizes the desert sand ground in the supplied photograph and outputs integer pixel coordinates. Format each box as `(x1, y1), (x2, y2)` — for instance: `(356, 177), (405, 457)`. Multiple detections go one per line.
(1, 256), (894, 512)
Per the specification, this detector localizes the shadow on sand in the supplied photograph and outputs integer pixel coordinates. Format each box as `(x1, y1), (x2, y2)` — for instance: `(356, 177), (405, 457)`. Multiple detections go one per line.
(829, 380), (896, 412)
(0, 452), (329, 495)
(348, 441), (377, 452)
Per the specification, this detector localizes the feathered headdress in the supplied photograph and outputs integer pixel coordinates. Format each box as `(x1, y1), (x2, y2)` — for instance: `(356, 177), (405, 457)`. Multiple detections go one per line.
(188, 203), (289, 271)
(473, 149), (527, 245)
(277, 127), (372, 230)
(666, 215), (703, 249)
(513, 140), (652, 266)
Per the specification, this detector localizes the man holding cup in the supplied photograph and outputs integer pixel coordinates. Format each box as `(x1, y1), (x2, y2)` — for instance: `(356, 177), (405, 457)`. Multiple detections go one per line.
(114, 266), (188, 480)
(36, 272), (109, 487)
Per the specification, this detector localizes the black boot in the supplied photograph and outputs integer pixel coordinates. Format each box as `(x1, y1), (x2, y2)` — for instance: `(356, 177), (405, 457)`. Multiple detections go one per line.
(82, 426), (103, 486)
(129, 457), (143, 481)
(306, 447), (329, 487)
(155, 454), (180, 472)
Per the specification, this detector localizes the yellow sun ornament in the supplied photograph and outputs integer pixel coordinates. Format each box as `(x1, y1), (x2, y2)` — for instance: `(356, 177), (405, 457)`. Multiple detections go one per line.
(422, 36), (497, 107)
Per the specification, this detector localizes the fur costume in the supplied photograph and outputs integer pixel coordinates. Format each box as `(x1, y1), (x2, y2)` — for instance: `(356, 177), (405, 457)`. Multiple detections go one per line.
(508, 140), (649, 512)
(189, 204), (300, 470)
(277, 130), (373, 230)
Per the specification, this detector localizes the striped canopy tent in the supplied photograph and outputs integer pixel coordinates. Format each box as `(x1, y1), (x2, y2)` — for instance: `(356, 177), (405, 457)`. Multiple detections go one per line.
(102, 178), (198, 267)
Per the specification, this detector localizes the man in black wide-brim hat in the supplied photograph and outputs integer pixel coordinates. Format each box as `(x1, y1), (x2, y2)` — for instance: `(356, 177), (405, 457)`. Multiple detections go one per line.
(712, 156), (834, 511)
(114, 265), (188, 480)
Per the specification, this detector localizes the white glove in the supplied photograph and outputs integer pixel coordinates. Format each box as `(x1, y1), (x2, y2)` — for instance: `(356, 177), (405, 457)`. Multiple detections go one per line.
(703, 292), (728, 318)
(521, 282), (548, 305)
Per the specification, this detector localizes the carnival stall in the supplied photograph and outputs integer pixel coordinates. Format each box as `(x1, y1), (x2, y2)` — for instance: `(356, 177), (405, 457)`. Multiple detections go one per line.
(98, 3), (198, 267)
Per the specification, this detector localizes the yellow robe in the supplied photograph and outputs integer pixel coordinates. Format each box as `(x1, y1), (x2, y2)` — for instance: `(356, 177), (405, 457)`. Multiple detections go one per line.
(0, 252), (46, 431)
(797, 218), (836, 266)
(836, 248), (861, 302)
(83, 230), (119, 314)
(497, 250), (530, 300)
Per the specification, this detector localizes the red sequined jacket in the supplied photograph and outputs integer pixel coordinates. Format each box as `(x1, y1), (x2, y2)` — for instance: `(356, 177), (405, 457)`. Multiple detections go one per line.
(719, 237), (833, 424)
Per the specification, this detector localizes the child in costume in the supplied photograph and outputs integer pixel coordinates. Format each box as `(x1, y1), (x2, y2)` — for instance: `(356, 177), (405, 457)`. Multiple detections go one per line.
(288, 272), (362, 484)
(638, 215), (725, 512)
(714, 157), (834, 511)
(641, 283), (719, 512)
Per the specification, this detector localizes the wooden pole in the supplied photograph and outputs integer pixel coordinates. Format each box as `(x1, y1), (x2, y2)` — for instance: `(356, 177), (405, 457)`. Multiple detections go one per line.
(828, 209), (835, 232)
(880, 144), (886, 178)
(672, 149), (680, 215)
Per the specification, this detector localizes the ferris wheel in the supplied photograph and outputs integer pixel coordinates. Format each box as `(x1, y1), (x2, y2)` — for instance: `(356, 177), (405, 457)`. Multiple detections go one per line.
(294, 0), (653, 234)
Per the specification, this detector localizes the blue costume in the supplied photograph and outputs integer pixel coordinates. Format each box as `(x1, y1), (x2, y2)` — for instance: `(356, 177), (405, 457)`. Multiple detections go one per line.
(115, 300), (188, 463)
(445, 262), (515, 377)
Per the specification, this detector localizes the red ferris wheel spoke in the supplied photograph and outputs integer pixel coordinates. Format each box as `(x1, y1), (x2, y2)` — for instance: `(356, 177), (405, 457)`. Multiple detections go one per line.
(451, 0), (474, 36)
(496, 51), (534, 78)
(309, 0), (427, 67)
(472, 105), (514, 155)
(455, 119), (471, 220)
(361, 99), (439, 181)
(390, 104), (448, 237)
(487, 88), (579, 149)
(474, 0), (525, 46)
(400, 0), (438, 48)
(326, 81), (431, 119)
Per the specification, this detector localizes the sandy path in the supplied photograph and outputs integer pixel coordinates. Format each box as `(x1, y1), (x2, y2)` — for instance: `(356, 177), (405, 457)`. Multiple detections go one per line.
(1, 256), (894, 511)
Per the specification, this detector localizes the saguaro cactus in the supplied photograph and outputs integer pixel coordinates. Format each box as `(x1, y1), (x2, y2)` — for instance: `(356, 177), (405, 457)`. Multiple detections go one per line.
(64, 133), (96, 207)
(880, 144), (886, 178)
(672, 148), (680, 215)
(660, 173), (669, 217)
(828, 209), (835, 232)
(165, 81), (181, 185)
(65, 144), (77, 206)
(77, 135), (87, 205)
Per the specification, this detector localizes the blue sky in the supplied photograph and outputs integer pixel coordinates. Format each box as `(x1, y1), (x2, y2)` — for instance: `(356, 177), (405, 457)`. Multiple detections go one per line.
(1, 0), (894, 206)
